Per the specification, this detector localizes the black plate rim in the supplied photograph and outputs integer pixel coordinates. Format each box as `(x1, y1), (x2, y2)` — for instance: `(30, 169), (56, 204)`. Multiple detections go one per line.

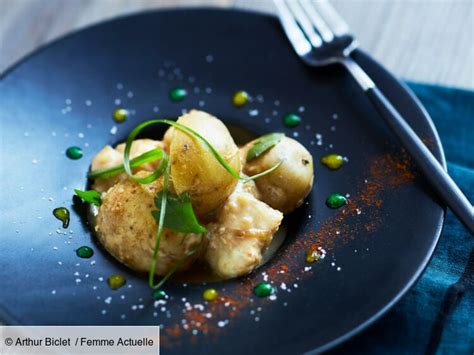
(314, 78), (447, 352)
(0, 8), (447, 353)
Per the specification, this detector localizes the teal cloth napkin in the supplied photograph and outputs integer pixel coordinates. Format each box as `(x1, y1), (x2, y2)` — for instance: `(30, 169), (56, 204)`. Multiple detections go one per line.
(330, 83), (474, 355)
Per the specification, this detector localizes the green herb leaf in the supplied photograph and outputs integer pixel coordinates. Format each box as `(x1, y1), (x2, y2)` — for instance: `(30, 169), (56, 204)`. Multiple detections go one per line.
(152, 192), (207, 234)
(74, 189), (101, 206)
(246, 133), (285, 161)
(88, 148), (164, 180)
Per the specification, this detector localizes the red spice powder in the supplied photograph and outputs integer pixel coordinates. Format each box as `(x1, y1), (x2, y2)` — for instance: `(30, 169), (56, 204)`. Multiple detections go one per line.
(161, 151), (416, 347)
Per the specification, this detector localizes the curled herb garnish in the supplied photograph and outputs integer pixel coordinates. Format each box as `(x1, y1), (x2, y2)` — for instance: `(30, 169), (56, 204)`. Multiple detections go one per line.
(74, 189), (101, 206)
(89, 120), (281, 184)
(123, 119), (282, 184)
(88, 148), (164, 180)
(247, 132), (285, 161)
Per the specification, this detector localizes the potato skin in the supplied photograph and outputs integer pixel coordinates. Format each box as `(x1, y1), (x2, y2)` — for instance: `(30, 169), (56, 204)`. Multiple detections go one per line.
(169, 110), (240, 216)
(95, 174), (203, 275)
(243, 137), (314, 214)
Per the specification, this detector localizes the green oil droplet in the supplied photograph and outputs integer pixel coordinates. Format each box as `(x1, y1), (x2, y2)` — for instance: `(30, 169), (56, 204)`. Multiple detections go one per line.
(326, 193), (348, 209)
(66, 146), (83, 160)
(76, 246), (94, 259)
(152, 289), (167, 300)
(202, 288), (218, 301)
(107, 274), (126, 290)
(232, 90), (249, 107)
(321, 154), (344, 170)
(113, 108), (129, 123)
(306, 249), (321, 263)
(169, 87), (187, 102)
(253, 282), (274, 297)
(283, 113), (301, 128)
(53, 207), (70, 228)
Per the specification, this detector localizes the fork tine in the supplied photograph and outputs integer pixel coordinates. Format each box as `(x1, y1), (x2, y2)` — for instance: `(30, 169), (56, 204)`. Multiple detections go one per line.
(313, 0), (350, 37)
(285, 0), (323, 48)
(274, 0), (314, 55)
(299, 0), (334, 42)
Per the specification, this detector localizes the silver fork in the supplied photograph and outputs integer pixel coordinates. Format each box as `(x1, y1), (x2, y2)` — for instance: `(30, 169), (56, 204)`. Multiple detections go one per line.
(274, 0), (473, 232)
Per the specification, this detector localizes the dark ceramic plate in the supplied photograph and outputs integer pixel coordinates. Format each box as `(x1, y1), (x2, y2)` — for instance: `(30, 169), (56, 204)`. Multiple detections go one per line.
(0, 9), (445, 354)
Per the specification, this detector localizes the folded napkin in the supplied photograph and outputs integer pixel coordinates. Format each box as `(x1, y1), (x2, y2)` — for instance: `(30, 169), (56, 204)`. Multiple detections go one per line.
(329, 83), (474, 355)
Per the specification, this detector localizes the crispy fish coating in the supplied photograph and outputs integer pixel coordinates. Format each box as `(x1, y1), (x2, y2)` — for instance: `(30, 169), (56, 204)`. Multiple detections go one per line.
(205, 182), (283, 279)
(95, 173), (204, 275)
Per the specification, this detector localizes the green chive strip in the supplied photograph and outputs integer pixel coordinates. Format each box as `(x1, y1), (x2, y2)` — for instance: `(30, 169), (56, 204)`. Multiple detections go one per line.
(242, 160), (283, 183)
(148, 162), (170, 288)
(152, 243), (201, 291)
(88, 148), (164, 180)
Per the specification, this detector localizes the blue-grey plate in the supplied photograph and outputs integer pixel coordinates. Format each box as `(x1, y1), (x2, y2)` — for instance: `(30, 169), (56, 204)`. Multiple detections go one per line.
(0, 9), (445, 354)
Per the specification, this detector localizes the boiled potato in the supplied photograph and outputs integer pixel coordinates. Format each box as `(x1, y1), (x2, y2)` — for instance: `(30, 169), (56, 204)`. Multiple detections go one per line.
(163, 127), (174, 151)
(205, 181), (283, 279)
(169, 110), (240, 216)
(95, 172), (204, 275)
(243, 137), (313, 214)
(91, 139), (164, 192)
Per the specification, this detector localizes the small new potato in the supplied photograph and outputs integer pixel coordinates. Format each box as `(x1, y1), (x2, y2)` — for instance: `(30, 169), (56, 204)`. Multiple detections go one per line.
(169, 110), (240, 216)
(243, 137), (314, 214)
(95, 173), (203, 275)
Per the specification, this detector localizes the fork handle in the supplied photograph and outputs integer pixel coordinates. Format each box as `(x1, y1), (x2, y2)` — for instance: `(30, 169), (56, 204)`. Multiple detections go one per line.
(343, 59), (474, 233)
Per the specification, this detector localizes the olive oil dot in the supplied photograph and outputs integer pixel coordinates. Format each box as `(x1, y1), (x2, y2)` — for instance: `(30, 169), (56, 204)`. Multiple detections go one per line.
(306, 249), (321, 263)
(169, 87), (187, 102)
(107, 275), (126, 290)
(232, 91), (249, 107)
(152, 289), (167, 300)
(52, 207), (70, 228)
(325, 193), (348, 209)
(253, 282), (274, 297)
(283, 113), (301, 128)
(320, 154), (344, 170)
(113, 108), (129, 123)
(66, 146), (83, 160)
(76, 246), (94, 259)
(202, 288), (218, 301)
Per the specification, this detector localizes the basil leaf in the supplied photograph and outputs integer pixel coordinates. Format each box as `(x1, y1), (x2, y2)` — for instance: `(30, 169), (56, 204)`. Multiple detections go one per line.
(74, 189), (101, 206)
(246, 133), (285, 161)
(152, 192), (207, 234)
